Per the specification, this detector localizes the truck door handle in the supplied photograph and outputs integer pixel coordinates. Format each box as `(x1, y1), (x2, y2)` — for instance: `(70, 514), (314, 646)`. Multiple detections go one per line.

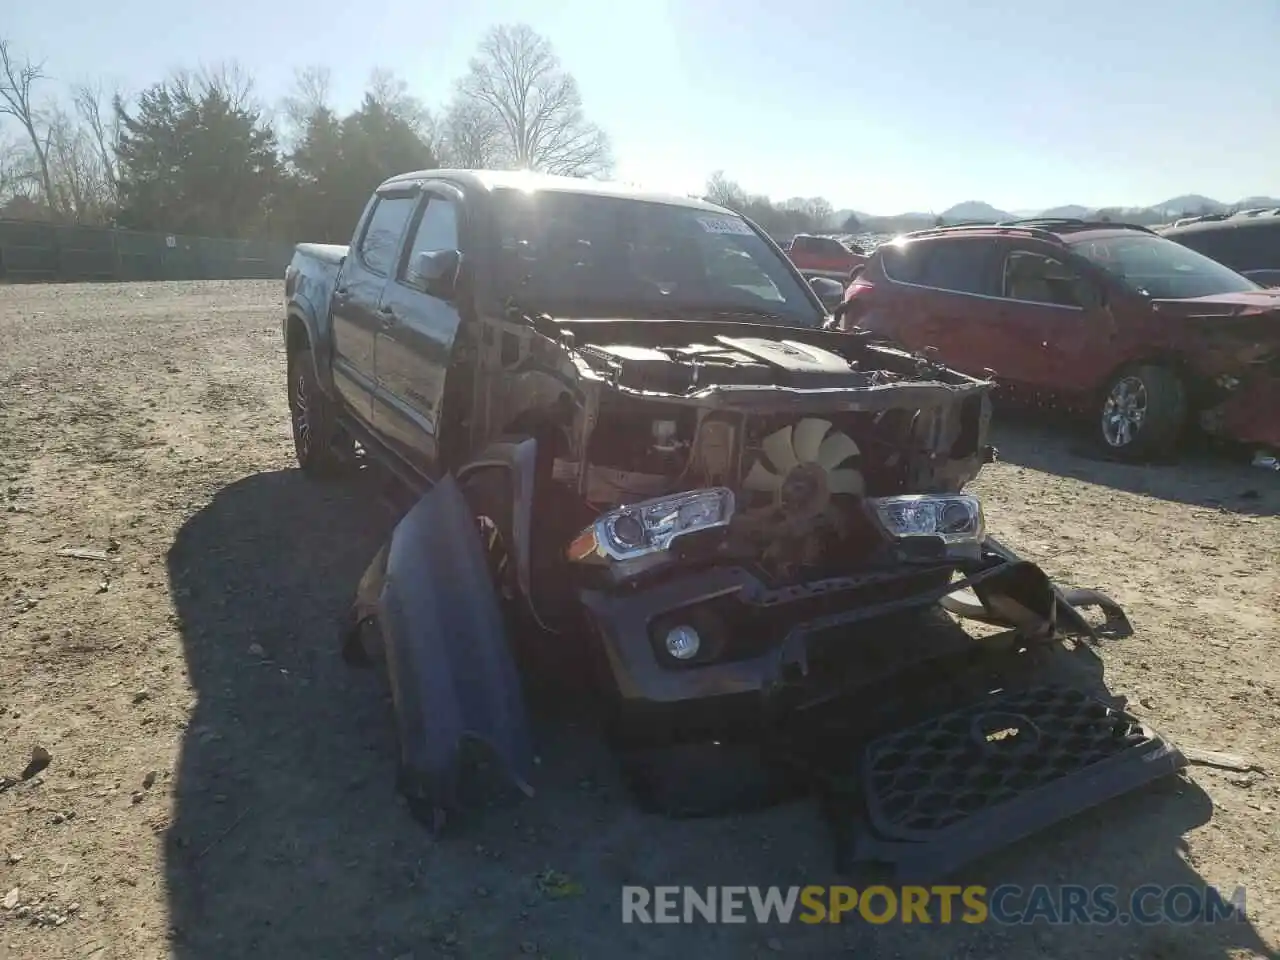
(333, 287), (349, 305)
(377, 306), (398, 328)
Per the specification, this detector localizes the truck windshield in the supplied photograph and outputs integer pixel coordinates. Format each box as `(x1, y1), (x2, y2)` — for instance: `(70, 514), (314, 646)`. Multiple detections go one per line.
(1066, 233), (1261, 300)
(489, 187), (823, 327)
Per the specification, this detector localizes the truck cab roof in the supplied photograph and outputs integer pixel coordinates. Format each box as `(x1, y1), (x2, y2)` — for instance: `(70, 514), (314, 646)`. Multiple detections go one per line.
(377, 168), (727, 214)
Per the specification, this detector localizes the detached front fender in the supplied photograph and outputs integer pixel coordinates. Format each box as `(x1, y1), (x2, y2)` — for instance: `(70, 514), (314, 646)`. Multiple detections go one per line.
(375, 473), (535, 824)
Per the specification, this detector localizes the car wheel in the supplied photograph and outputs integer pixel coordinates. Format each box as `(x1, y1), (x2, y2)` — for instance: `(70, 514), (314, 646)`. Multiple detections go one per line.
(1097, 363), (1186, 460)
(287, 344), (349, 476)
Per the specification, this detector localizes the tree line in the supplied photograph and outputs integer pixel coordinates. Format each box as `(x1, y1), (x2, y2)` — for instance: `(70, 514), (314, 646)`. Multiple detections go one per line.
(703, 171), (852, 239)
(0, 25), (613, 242)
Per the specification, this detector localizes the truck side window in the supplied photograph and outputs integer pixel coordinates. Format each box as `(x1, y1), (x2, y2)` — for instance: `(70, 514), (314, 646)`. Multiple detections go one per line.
(401, 198), (460, 276)
(358, 196), (416, 276)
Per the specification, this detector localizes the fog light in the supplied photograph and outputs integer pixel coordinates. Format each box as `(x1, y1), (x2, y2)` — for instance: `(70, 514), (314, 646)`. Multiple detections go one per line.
(664, 624), (701, 660)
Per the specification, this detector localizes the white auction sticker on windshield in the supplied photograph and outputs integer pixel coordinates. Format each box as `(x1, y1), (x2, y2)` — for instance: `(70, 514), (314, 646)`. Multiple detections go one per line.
(696, 216), (754, 236)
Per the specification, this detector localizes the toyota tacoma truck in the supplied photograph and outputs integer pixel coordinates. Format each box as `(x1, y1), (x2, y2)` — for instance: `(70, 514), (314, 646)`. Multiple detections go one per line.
(282, 170), (1185, 879)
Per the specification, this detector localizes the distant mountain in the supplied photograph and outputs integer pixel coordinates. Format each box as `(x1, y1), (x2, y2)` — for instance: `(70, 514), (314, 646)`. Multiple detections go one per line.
(941, 201), (1012, 221)
(1038, 204), (1092, 219)
(1152, 195), (1227, 216)
(831, 194), (1278, 238)
(831, 208), (871, 227)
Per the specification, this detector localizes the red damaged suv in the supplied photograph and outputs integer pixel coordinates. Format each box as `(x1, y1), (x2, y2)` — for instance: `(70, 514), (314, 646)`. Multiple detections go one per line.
(832, 219), (1280, 459)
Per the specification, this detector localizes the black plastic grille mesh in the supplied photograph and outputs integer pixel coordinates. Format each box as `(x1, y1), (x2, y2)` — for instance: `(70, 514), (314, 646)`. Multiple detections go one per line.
(863, 687), (1151, 836)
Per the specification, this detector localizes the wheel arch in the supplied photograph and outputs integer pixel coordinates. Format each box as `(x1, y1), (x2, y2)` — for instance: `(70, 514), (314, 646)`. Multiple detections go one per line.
(455, 436), (552, 631)
(1092, 349), (1198, 403)
(285, 306), (335, 396)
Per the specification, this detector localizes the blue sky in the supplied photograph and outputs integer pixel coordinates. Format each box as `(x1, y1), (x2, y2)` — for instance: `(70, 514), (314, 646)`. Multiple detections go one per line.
(5, 0), (1276, 214)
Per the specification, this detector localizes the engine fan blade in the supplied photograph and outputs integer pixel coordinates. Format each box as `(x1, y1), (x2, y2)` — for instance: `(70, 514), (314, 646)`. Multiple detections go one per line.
(792, 418), (831, 463)
(816, 431), (860, 470)
(743, 460), (784, 492)
(762, 425), (799, 473)
(827, 468), (865, 496)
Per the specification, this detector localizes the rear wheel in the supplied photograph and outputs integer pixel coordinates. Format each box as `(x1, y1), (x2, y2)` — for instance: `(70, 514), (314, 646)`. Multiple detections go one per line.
(1097, 363), (1186, 460)
(287, 344), (349, 476)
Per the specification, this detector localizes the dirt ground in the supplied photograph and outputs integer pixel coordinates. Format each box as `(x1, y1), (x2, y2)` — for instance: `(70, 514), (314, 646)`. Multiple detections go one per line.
(1, 279), (1277, 960)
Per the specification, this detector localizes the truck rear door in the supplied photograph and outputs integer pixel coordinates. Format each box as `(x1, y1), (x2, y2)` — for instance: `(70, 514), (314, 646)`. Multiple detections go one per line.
(373, 182), (467, 477)
(331, 189), (419, 426)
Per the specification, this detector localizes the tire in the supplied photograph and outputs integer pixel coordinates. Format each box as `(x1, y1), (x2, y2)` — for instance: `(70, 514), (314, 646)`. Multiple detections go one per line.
(287, 344), (348, 476)
(1097, 363), (1187, 460)
(619, 741), (803, 818)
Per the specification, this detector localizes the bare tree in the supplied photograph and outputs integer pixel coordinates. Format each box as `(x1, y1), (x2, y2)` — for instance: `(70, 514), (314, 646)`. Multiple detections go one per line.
(171, 60), (258, 111)
(803, 197), (833, 230)
(278, 64), (331, 146)
(454, 24), (612, 178)
(367, 67), (435, 144)
(0, 39), (58, 216)
(704, 171), (747, 211)
(436, 95), (508, 169)
(0, 134), (31, 199)
(44, 104), (116, 222)
(71, 81), (120, 204)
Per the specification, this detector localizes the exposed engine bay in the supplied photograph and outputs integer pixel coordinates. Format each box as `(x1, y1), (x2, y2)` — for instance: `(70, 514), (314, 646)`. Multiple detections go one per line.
(540, 324), (992, 583)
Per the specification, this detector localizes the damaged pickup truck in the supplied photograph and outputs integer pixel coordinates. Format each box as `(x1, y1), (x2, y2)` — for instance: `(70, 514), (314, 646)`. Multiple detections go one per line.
(283, 170), (1185, 879)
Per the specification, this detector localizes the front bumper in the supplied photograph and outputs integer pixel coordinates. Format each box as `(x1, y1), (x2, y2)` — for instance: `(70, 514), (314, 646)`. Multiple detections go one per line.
(1203, 372), (1280, 449)
(578, 539), (1083, 712)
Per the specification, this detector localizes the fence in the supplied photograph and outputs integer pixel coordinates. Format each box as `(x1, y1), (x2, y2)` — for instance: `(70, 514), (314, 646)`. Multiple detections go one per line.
(0, 219), (295, 284)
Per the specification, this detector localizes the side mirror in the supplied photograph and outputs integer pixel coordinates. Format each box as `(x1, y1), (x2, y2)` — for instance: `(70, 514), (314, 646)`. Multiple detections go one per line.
(407, 249), (462, 300)
(808, 276), (845, 311)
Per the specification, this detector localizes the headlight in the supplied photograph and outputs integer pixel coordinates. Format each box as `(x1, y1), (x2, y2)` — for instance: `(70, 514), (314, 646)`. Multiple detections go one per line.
(567, 488), (735, 562)
(869, 494), (984, 544)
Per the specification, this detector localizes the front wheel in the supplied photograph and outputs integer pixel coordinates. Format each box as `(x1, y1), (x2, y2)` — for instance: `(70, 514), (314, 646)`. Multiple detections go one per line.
(1097, 363), (1187, 460)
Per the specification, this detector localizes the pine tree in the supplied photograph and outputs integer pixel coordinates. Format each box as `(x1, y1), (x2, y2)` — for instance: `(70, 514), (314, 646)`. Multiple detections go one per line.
(114, 79), (279, 237)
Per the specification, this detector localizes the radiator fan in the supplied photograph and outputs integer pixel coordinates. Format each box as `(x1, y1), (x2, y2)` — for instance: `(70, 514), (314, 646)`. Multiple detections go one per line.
(742, 418), (864, 498)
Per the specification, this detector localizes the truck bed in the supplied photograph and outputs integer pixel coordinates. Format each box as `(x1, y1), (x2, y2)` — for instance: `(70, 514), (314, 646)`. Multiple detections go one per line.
(296, 242), (349, 265)
(285, 243), (350, 353)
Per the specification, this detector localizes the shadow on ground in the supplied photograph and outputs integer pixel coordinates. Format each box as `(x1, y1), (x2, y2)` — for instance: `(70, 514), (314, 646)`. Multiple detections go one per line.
(990, 408), (1279, 517)
(163, 469), (1271, 959)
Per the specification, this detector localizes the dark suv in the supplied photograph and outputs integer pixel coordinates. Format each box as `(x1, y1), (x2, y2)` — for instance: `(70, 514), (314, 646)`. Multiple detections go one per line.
(832, 218), (1280, 458)
(1160, 209), (1280, 287)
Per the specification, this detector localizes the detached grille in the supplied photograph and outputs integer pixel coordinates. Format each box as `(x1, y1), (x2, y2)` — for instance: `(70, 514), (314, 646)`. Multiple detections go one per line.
(863, 687), (1155, 837)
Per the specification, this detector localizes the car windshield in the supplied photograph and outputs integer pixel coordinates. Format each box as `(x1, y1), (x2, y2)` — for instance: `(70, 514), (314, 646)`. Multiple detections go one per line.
(1066, 233), (1260, 300)
(489, 187), (823, 327)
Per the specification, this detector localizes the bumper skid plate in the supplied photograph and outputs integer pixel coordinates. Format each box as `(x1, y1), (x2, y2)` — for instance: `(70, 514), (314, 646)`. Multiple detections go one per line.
(833, 686), (1186, 881)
